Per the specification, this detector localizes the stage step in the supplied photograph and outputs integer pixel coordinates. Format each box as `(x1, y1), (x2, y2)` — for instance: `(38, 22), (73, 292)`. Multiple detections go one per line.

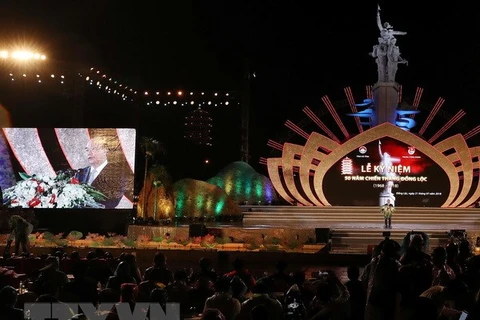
(330, 228), (449, 254)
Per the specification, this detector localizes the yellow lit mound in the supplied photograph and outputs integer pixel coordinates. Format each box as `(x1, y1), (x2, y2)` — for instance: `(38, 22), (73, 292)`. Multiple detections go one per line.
(137, 170), (175, 219)
(173, 178), (242, 218)
(208, 161), (278, 204)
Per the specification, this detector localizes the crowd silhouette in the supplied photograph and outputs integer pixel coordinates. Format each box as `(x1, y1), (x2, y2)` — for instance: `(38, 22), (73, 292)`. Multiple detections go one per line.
(0, 234), (479, 319)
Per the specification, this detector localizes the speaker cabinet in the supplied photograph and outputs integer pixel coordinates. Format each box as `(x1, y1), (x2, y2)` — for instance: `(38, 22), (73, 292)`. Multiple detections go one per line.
(315, 228), (331, 243)
(189, 224), (207, 237)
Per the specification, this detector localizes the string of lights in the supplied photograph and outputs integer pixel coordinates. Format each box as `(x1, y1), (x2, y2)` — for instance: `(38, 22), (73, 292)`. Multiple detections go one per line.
(2, 67), (240, 107)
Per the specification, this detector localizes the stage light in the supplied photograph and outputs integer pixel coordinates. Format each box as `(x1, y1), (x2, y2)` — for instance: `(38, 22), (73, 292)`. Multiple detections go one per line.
(205, 159), (209, 164)
(177, 91), (183, 96)
(225, 101), (229, 105)
(155, 101), (160, 105)
(144, 91), (149, 95)
(167, 92), (171, 95)
(50, 74), (54, 78)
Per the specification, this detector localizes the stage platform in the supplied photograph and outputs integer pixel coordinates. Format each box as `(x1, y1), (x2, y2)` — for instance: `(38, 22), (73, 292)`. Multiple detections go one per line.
(239, 205), (480, 253)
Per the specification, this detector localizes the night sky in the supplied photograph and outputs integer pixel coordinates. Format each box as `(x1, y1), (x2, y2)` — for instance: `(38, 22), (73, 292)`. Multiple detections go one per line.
(0, 1), (479, 181)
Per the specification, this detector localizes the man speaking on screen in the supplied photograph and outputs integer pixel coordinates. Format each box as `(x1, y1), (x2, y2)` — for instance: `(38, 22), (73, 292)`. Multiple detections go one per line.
(75, 136), (129, 209)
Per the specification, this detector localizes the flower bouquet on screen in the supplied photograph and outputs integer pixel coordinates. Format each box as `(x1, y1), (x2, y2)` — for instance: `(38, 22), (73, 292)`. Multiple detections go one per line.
(2, 170), (106, 209)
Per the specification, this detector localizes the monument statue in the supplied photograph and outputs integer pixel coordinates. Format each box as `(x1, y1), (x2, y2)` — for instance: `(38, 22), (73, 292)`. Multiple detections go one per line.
(370, 42), (387, 82)
(373, 5), (408, 83)
(378, 140), (400, 206)
(376, 5), (407, 47)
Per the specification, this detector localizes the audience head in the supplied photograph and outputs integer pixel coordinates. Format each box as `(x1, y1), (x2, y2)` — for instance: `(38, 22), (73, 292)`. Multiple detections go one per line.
(381, 240), (397, 259)
(233, 258), (244, 271)
(70, 251), (80, 259)
(432, 247), (447, 267)
(86, 251), (96, 260)
(347, 265), (360, 280)
(150, 288), (168, 304)
(95, 248), (105, 258)
(98, 288), (119, 303)
(0, 286), (18, 308)
(412, 296), (439, 320)
(252, 279), (269, 295)
(154, 252), (167, 267)
(276, 260), (288, 272)
(199, 257), (211, 270)
(251, 304), (269, 320)
(40, 256), (59, 271)
(114, 261), (132, 277)
(35, 294), (59, 303)
(173, 269), (188, 282)
(410, 234), (424, 250)
(215, 277), (231, 293)
(120, 283), (138, 303)
(201, 309), (225, 320)
(230, 276), (247, 297)
(420, 286), (446, 317)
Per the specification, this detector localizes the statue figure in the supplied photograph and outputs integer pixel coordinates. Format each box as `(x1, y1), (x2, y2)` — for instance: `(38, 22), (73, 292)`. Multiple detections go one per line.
(378, 140), (400, 205)
(372, 5), (408, 83)
(370, 43), (388, 82)
(376, 5), (407, 47)
(386, 38), (408, 82)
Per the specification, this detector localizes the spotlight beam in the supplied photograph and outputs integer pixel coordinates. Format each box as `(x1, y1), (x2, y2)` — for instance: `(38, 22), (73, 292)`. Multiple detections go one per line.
(464, 125), (480, 140)
(398, 84), (403, 104)
(410, 87), (424, 118)
(303, 107), (339, 142)
(285, 120), (310, 139)
(428, 109), (466, 144)
(267, 139), (283, 151)
(322, 95), (350, 139)
(366, 85), (373, 99)
(344, 87), (363, 133)
(418, 97), (445, 136)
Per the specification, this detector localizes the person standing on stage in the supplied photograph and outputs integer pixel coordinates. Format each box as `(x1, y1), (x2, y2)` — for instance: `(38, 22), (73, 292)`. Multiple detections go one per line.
(381, 199), (395, 229)
(5, 215), (33, 255)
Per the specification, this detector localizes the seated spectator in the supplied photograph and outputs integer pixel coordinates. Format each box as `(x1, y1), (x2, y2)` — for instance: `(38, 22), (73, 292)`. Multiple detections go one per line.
(123, 253), (142, 284)
(34, 256), (68, 297)
(167, 269), (192, 316)
(190, 257), (217, 285)
(421, 285), (462, 319)
(251, 304), (269, 320)
(0, 286), (24, 320)
(204, 277), (241, 320)
(106, 261), (137, 293)
(189, 277), (215, 314)
(144, 252), (173, 285)
(201, 309), (226, 320)
(224, 258), (255, 292)
(268, 260), (293, 293)
(137, 267), (167, 302)
(344, 265), (365, 320)
(236, 279), (285, 320)
(230, 276), (248, 303)
(431, 246), (456, 286)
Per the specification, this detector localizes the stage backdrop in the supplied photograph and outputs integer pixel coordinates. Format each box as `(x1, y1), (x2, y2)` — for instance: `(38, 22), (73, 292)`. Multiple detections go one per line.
(1, 128), (135, 209)
(323, 138), (449, 206)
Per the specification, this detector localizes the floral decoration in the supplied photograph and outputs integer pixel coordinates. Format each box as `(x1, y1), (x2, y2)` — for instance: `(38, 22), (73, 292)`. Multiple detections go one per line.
(3, 170), (106, 209)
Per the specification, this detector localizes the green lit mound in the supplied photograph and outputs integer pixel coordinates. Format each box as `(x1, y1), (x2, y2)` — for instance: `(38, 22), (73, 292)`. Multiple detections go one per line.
(173, 179), (241, 218)
(207, 161), (278, 204)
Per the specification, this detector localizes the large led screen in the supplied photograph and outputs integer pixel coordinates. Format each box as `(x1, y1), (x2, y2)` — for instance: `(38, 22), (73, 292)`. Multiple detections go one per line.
(1, 128), (135, 209)
(323, 138), (450, 207)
